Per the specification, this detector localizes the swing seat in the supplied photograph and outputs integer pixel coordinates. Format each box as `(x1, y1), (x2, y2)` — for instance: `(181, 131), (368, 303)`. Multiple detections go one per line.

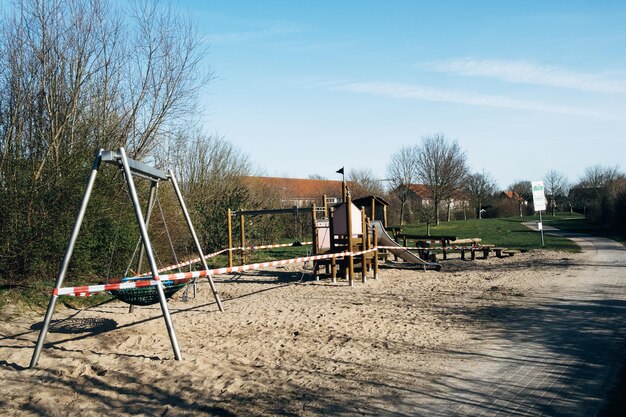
(108, 278), (191, 306)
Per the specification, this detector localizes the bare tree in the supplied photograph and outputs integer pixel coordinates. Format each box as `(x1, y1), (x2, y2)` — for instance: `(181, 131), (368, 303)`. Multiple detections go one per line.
(414, 134), (468, 225)
(0, 0), (213, 280)
(578, 165), (622, 190)
(123, 0), (212, 158)
(348, 167), (384, 199)
(165, 132), (251, 251)
(386, 146), (418, 225)
(465, 170), (497, 219)
(544, 170), (568, 216)
(572, 164), (625, 222)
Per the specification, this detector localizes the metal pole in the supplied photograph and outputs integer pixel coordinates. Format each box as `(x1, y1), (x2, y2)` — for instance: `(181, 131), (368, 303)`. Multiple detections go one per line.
(129, 180), (158, 314)
(168, 170), (224, 312)
(119, 148), (182, 361)
(539, 210), (546, 247)
(30, 149), (104, 368)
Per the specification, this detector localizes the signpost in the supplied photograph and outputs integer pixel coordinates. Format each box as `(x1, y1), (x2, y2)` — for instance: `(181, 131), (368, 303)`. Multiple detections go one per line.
(532, 180), (546, 246)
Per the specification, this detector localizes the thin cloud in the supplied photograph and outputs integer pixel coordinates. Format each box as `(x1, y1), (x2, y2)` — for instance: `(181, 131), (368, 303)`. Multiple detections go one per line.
(330, 81), (619, 118)
(205, 22), (306, 44)
(269, 39), (359, 53)
(422, 58), (626, 93)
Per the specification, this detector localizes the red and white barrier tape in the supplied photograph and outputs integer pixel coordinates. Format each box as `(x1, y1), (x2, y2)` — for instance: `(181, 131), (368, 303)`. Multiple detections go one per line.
(149, 242), (313, 275)
(54, 278), (186, 297)
(55, 248), (359, 297)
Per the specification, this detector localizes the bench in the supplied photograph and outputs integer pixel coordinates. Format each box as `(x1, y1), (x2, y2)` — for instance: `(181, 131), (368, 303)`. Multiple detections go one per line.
(493, 248), (518, 258)
(458, 244), (493, 260)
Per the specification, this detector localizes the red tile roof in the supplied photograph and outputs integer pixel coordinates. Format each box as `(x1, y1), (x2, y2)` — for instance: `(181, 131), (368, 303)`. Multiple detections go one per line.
(406, 184), (431, 198)
(502, 191), (525, 201)
(244, 176), (343, 199)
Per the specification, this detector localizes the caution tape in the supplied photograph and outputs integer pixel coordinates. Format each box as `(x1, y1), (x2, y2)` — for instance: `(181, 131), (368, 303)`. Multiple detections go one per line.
(149, 242), (313, 275)
(55, 248), (357, 297)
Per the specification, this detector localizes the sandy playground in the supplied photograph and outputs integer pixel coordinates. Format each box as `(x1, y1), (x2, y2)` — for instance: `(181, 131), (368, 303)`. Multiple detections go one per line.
(0, 249), (607, 416)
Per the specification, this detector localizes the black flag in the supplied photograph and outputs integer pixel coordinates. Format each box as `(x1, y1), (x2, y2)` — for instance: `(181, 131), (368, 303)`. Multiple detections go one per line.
(336, 167), (344, 175)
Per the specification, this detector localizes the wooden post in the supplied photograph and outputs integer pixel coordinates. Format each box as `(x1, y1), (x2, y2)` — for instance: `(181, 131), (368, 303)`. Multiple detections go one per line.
(361, 207), (367, 284)
(240, 214), (246, 265)
(323, 194), (329, 217)
(383, 205), (388, 228)
(331, 256), (337, 284)
(346, 193), (354, 286)
(348, 253), (354, 285)
(312, 203), (318, 253)
(227, 208), (233, 268)
(312, 204), (319, 281)
(371, 198), (376, 222)
(373, 226), (379, 279)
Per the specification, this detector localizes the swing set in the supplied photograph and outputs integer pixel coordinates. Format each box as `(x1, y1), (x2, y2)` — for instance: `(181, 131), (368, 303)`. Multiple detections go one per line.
(30, 148), (223, 368)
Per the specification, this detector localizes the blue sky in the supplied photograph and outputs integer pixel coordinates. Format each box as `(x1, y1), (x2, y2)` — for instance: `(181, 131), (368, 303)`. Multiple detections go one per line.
(175, 0), (626, 189)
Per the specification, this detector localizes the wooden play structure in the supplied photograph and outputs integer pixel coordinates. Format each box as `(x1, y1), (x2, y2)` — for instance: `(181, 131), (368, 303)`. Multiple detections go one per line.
(309, 182), (441, 283)
(352, 195), (390, 228)
(311, 190), (378, 285)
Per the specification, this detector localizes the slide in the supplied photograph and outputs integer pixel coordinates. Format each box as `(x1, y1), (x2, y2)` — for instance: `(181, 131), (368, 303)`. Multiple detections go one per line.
(371, 221), (441, 271)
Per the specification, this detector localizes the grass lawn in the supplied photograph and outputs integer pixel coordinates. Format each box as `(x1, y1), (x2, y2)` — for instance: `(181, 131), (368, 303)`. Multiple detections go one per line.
(399, 214), (579, 252)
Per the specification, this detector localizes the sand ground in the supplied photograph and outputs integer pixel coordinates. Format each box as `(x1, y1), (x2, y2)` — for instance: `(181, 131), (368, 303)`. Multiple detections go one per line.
(0, 247), (621, 416)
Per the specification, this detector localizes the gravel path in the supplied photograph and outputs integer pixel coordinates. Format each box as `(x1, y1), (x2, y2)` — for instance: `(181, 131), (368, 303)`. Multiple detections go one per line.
(411, 232), (626, 416)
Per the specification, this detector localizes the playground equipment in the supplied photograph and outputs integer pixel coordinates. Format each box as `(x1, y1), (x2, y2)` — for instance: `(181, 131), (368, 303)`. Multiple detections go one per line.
(30, 148), (223, 368)
(311, 193), (376, 285)
(311, 179), (441, 281)
(352, 195), (390, 228)
(30, 152), (448, 367)
(371, 221), (441, 270)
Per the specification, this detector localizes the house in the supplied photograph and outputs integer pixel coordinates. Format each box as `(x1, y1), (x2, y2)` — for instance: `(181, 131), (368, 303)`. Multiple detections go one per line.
(501, 191), (526, 203)
(406, 184), (433, 206)
(499, 191), (528, 217)
(243, 176), (343, 208)
(393, 183), (470, 222)
(405, 184), (469, 210)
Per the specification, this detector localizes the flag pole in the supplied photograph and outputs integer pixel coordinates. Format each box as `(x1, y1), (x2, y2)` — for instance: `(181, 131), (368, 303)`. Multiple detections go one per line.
(336, 167), (346, 201)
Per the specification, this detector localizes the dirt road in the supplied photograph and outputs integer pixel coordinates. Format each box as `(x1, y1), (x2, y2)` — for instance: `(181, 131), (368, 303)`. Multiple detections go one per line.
(411, 233), (626, 416)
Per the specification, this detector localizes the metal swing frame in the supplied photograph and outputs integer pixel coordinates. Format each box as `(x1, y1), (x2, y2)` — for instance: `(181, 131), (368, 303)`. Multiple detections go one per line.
(30, 148), (223, 368)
